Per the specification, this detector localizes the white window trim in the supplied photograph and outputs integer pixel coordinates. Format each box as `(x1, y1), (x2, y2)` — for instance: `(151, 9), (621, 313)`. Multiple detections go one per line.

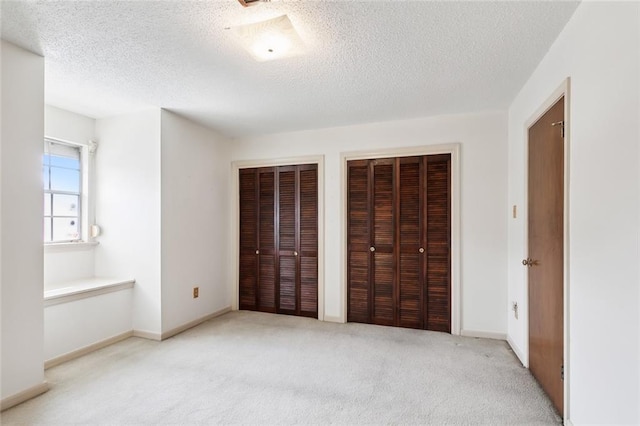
(43, 136), (98, 248)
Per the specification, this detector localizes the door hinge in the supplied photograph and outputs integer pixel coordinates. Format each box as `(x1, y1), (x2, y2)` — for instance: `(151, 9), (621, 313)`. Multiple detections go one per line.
(561, 364), (564, 381)
(551, 120), (565, 138)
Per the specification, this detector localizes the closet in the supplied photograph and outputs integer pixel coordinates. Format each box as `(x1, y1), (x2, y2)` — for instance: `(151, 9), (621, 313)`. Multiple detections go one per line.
(239, 164), (318, 318)
(347, 154), (451, 332)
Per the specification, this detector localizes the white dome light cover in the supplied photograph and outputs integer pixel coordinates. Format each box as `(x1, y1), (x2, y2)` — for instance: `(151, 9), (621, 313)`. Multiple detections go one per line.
(231, 15), (306, 62)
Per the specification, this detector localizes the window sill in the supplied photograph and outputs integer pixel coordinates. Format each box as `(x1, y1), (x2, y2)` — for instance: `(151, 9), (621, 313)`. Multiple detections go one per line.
(44, 241), (99, 253)
(44, 277), (135, 307)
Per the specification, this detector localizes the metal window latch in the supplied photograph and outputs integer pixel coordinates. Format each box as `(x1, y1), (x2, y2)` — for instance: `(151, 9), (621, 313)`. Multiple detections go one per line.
(551, 120), (565, 138)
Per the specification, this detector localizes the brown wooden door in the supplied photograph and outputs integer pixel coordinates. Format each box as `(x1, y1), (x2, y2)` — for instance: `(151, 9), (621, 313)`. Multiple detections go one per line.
(425, 155), (451, 332)
(347, 155), (451, 332)
(258, 167), (277, 312)
(371, 159), (396, 326)
(298, 165), (318, 317)
(347, 160), (371, 323)
(397, 157), (424, 328)
(527, 97), (564, 416)
(239, 164), (318, 318)
(277, 166), (297, 313)
(239, 168), (258, 311)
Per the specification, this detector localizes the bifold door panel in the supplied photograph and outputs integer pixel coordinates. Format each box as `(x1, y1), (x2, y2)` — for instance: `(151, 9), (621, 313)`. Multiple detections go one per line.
(239, 164), (318, 318)
(347, 155), (451, 332)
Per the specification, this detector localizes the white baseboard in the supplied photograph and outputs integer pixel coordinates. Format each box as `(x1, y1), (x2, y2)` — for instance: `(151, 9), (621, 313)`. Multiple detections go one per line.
(160, 306), (232, 340)
(507, 335), (528, 367)
(460, 329), (507, 340)
(1, 381), (49, 411)
(564, 418), (573, 426)
(323, 315), (345, 323)
(132, 329), (162, 341)
(45, 330), (134, 369)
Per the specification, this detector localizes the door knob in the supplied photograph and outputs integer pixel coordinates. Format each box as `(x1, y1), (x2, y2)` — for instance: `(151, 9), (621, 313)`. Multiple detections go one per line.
(294, 251), (298, 257)
(370, 247), (376, 252)
(255, 249), (259, 255)
(522, 258), (535, 267)
(419, 247), (425, 253)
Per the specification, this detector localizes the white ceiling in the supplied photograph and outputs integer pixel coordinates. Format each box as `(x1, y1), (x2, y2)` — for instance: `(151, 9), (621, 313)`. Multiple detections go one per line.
(1, 1), (580, 138)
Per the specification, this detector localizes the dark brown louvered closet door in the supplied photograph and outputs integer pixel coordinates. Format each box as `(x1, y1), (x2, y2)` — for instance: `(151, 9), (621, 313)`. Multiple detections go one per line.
(258, 168), (276, 312)
(425, 155), (451, 332)
(298, 165), (319, 317)
(371, 159), (395, 326)
(278, 167), (297, 313)
(347, 154), (451, 332)
(398, 157), (423, 329)
(238, 164), (318, 319)
(239, 168), (258, 311)
(347, 161), (371, 323)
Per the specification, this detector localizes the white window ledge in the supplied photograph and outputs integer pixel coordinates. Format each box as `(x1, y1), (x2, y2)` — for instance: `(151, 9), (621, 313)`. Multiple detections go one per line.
(44, 278), (135, 307)
(44, 241), (99, 253)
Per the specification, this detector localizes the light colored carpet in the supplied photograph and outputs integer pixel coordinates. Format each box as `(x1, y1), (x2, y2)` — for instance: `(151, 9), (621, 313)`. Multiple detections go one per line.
(2, 311), (561, 425)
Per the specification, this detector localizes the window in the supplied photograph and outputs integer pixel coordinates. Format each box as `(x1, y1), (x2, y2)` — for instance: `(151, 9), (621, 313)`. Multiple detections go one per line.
(43, 139), (82, 243)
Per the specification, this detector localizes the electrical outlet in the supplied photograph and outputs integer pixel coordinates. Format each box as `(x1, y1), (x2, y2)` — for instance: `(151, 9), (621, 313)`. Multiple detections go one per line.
(193, 287), (199, 298)
(511, 301), (518, 319)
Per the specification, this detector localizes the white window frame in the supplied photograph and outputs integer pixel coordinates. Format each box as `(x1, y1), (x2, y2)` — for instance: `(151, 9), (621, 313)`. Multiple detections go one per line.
(43, 137), (96, 247)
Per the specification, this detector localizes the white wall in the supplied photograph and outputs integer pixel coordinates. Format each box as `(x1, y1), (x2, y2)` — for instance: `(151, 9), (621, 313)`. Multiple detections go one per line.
(507, 2), (640, 423)
(94, 109), (162, 336)
(43, 247), (95, 289)
(41, 105), (137, 362)
(44, 105), (97, 289)
(0, 40), (46, 400)
(44, 290), (133, 361)
(45, 105), (95, 147)
(232, 111), (508, 335)
(160, 110), (232, 332)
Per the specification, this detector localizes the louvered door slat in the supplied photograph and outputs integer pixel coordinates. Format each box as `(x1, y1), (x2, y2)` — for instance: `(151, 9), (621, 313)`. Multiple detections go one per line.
(300, 257), (318, 316)
(373, 161), (394, 247)
(299, 166), (318, 317)
(239, 164), (318, 319)
(278, 256), (296, 311)
(259, 256), (276, 311)
(278, 169), (297, 313)
(239, 169), (258, 310)
(299, 168), (318, 255)
(398, 158), (423, 329)
(258, 169), (276, 312)
(347, 161), (370, 322)
(425, 155), (451, 332)
(278, 167), (297, 314)
(347, 154), (451, 333)
(259, 170), (275, 251)
(372, 160), (395, 326)
(279, 170), (296, 251)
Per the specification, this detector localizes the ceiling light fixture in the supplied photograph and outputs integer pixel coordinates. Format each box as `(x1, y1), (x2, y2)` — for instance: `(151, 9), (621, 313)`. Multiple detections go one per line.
(230, 15), (306, 62)
(237, 0), (270, 7)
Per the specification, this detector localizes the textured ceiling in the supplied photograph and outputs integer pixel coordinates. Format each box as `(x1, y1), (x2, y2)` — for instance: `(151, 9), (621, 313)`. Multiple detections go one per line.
(1, 1), (580, 138)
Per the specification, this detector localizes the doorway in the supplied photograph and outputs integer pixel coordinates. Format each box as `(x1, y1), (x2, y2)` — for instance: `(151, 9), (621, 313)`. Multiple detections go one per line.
(232, 156), (325, 321)
(526, 95), (565, 416)
(341, 144), (461, 334)
(238, 164), (319, 318)
(346, 154), (451, 332)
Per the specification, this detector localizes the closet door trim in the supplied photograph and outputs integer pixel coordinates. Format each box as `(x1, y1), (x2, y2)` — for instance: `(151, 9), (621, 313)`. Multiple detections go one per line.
(341, 144), (461, 335)
(232, 156), (325, 321)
